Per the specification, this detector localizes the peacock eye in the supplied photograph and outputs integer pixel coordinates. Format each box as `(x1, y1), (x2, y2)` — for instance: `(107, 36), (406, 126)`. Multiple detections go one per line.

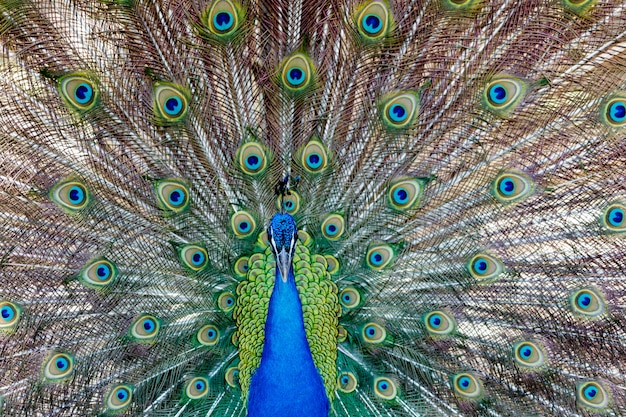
(366, 244), (394, 270)
(43, 352), (74, 382)
(185, 377), (209, 399)
(513, 341), (546, 368)
(59, 75), (99, 111)
(300, 138), (329, 174)
(380, 92), (419, 131)
(218, 291), (236, 313)
(154, 84), (188, 122)
(337, 325), (348, 343)
(155, 179), (190, 213)
(233, 256), (250, 278)
(237, 142), (269, 176)
(467, 253), (504, 282)
(355, 1), (391, 41)
(361, 322), (386, 344)
(0, 301), (21, 330)
(576, 380), (610, 410)
(570, 288), (604, 317)
(602, 204), (626, 232)
(80, 258), (117, 288)
(275, 191), (300, 215)
(130, 314), (160, 342)
(280, 52), (315, 93)
(197, 324), (220, 346)
(424, 310), (456, 337)
(51, 180), (89, 212)
(179, 244), (209, 272)
(483, 77), (527, 116)
(225, 366), (240, 388)
(452, 373), (483, 400)
(321, 214), (345, 241)
(337, 372), (357, 393)
(325, 255), (340, 275)
(492, 171), (533, 203)
(230, 211), (256, 238)
(373, 377), (397, 400)
(339, 287), (361, 310)
(388, 178), (423, 211)
(204, 0), (242, 38)
(105, 384), (133, 411)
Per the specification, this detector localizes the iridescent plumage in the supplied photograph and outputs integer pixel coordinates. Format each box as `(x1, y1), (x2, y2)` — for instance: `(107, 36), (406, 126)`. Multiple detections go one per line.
(0, 0), (625, 416)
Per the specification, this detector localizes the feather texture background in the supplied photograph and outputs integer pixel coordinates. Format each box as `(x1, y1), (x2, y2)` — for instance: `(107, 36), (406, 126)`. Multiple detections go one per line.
(0, 0), (625, 415)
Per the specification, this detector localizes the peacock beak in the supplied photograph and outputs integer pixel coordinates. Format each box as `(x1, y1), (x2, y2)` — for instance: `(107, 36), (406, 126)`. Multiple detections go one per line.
(276, 247), (292, 283)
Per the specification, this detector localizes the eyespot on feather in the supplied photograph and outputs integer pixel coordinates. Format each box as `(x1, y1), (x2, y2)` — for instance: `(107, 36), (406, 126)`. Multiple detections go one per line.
(185, 377), (209, 399)
(483, 77), (527, 116)
(153, 84), (189, 122)
(576, 380), (610, 410)
(231, 211), (256, 238)
(452, 373), (483, 400)
(366, 244), (395, 270)
(337, 372), (357, 393)
(129, 314), (160, 342)
(280, 52), (315, 93)
(179, 244), (209, 272)
(513, 340), (546, 369)
(197, 325), (220, 346)
(59, 75), (99, 111)
(104, 384), (133, 412)
(43, 352), (74, 382)
(80, 258), (117, 289)
(467, 253), (504, 282)
(380, 91), (419, 131)
(355, 0), (392, 42)
(0, 301), (21, 331)
(203, 0), (243, 38)
(373, 377), (397, 400)
(424, 310), (456, 337)
(155, 179), (190, 213)
(237, 142), (269, 176)
(51, 180), (89, 212)
(570, 288), (605, 317)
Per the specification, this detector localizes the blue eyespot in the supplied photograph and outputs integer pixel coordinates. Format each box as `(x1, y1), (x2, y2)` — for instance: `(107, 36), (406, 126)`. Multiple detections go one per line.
(342, 293), (351, 303)
(429, 314), (442, 328)
(370, 252), (383, 266)
(366, 325), (376, 336)
(214, 11), (234, 31)
(325, 223), (339, 236)
(56, 358), (69, 371)
(489, 84), (507, 104)
(195, 380), (206, 391)
(238, 221), (250, 233)
(245, 154), (262, 170)
(393, 188), (409, 204)
(207, 329), (217, 340)
(191, 251), (205, 266)
(68, 186), (85, 204)
(168, 188), (186, 206)
(96, 265), (111, 280)
(164, 96), (183, 116)
(306, 153), (322, 169)
(341, 375), (349, 385)
(143, 319), (156, 332)
(288, 68), (305, 86)
(1, 306), (15, 321)
(584, 385), (597, 400)
(388, 104), (407, 122)
(458, 376), (471, 390)
(473, 258), (488, 275)
(609, 101), (626, 123)
(377, 380), (389, 391)
(116, 388), (129, 401)
(498, 178), (515, 196)
(362, 14), (382, 34)
(608, 207), (624, 227)
(74, 83), (93, 104)
(521, 346), (533, 358)
(577, 293), (591, 309)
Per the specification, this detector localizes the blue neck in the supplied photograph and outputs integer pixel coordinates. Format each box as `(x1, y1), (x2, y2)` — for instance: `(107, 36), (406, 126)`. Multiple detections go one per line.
(247, 266), (329, 417)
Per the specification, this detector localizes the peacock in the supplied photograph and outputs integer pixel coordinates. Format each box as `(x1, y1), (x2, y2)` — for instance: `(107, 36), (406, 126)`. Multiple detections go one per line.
(0, 0), (625, 415)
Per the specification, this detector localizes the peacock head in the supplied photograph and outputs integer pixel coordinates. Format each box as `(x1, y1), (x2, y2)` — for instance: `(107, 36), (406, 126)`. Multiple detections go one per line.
(268, 213), (298, 283)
